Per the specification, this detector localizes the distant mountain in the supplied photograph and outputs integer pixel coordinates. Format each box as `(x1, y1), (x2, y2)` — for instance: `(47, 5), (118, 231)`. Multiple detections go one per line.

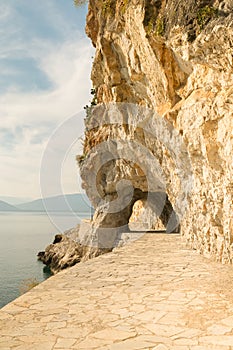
(16, 193), (93, 213)
(0, 200), (20, 212)
(0, 196), (32, 206)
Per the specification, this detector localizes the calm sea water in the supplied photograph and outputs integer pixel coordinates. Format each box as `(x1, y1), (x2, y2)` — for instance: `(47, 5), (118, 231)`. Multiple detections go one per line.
(0, 212), (90, 308)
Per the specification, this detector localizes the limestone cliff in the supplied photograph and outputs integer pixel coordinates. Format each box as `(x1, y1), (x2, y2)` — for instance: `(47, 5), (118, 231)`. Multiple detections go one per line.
(78, 0), (233, 263)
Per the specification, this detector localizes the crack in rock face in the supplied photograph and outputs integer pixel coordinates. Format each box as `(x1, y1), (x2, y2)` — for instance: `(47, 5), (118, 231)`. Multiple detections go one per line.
(39, 0), (233, 271)
(80, 0), (233, 263)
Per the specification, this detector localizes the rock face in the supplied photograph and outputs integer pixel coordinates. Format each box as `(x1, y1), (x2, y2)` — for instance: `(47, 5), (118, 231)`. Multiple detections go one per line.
(38, 221), (143, 273)
(38, 233), (82, 274)
(78, 0), (233, 263)
(37, 227), (111, 274)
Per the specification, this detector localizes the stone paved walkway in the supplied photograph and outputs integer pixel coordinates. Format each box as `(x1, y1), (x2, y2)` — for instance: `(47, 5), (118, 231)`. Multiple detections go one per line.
(1, 234), (233, 350)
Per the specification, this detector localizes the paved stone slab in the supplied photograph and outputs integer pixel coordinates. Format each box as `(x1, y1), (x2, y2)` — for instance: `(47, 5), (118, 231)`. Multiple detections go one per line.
(1, 234), (233, 349)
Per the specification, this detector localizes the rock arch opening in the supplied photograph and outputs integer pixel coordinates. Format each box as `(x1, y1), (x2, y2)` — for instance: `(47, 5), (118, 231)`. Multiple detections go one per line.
(128, 189), (180, 233)
(92, 188), (180, 235)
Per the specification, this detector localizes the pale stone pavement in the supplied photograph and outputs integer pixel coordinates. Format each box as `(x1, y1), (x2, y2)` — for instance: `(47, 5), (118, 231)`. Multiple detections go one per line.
(1, 234), (233, 350)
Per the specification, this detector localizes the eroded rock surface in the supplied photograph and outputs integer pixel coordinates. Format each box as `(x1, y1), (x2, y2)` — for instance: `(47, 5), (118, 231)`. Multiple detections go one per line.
(38, 233), (82, 274)
(38, 221), (148, 273)
(79, 0), (233, 262)
(38, 226), (111, 274)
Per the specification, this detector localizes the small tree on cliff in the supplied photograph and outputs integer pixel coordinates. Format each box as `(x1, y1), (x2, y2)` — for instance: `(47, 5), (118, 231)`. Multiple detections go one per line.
(74, 0), (87, 6)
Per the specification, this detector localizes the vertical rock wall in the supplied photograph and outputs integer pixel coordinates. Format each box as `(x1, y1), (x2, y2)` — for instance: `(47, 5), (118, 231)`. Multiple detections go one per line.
(79, 0), (233, 262)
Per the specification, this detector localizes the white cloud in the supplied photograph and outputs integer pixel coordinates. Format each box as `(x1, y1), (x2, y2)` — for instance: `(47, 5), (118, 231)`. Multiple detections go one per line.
(0, 2), (12, 21)
(0, 39), (94, 126)
(0, 32), (94, 198)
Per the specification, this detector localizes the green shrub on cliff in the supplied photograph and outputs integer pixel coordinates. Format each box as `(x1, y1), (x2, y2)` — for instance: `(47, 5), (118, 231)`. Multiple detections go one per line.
(197, 5), (218, 30)
(145, 16), (165, 37)
(74, 0), (87, 6)
(155, 16), (165, 36)
(84, 87), (97, 120)
(121, 0), (129, 13)
(74, 0), (128, 15)
(74, 0), (112, 15)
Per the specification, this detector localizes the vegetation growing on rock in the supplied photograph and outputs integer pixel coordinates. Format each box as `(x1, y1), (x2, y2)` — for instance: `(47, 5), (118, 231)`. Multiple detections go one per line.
(197, 5), (219, 30)
(74, 0), (87, 6)
(79, 0), (233, 264)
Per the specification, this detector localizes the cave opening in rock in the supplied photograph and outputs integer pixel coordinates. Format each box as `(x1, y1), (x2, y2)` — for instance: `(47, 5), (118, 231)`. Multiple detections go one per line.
(128, 189), (180, 233)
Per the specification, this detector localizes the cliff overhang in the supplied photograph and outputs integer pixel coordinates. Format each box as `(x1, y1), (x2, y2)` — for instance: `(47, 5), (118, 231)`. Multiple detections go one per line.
(78, 0), (233, 263)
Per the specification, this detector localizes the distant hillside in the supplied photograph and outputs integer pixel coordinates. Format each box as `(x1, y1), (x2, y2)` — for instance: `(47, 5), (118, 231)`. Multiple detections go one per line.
(0, 200), (20, 212)
(0, 196), (32, 206)
(16, 193), (93, 213)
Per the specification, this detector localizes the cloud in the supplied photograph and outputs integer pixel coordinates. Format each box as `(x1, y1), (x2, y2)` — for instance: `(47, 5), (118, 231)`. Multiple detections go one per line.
(0, 1), (94, 198)
(0, 38), (94, 127)
(0, 3), (11, 21)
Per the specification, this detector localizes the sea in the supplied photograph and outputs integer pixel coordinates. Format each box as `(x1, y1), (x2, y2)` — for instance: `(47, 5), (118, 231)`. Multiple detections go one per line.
(0, 211), (90, 308)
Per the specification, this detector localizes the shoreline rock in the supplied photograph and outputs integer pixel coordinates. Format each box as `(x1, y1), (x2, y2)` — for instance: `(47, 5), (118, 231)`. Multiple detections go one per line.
(37, 233), (83, 274)
(37, 224), (112, 274)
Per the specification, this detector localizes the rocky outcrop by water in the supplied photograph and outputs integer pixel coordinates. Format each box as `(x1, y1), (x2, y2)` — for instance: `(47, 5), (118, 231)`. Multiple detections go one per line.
(38, 221), (148, 274)
(78, 0), (233, 263)
(38, 233), (82, 274)
(37, 225), (111, 274)
(39, 0), (233, 270)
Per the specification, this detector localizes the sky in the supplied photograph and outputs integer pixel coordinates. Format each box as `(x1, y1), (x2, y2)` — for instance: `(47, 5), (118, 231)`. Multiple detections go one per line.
(0, 0), (94, 200)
